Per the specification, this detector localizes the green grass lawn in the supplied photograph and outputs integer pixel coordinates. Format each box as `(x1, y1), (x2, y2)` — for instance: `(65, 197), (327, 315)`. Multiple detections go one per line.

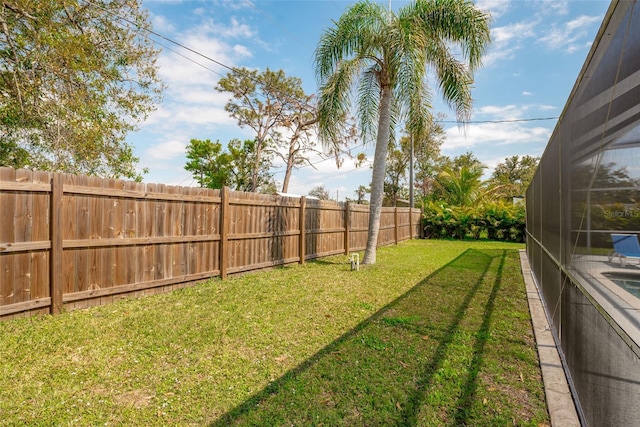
(0, 240), (549, 426)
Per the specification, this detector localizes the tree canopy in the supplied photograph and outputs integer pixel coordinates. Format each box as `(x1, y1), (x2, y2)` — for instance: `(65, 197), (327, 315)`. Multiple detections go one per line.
(308, 185), (331, 200)
(490, 155), (539, 199)
(0, 0), (163, 179)
(184, 138), (276, 193)
(216, 67), (359, 193)
(384, 121), (444, 206)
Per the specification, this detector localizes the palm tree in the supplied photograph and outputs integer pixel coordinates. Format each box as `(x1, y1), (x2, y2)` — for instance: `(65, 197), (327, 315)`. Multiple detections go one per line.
(315, 0), (490, 264)
(434, 163), (490, 207)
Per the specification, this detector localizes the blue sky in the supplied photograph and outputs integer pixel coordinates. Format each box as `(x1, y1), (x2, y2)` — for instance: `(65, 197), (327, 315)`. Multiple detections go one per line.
(133, 0), (611, 200)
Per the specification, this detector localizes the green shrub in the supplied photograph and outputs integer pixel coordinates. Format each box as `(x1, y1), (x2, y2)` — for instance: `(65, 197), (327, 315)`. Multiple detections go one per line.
(423, 201), (525, 242)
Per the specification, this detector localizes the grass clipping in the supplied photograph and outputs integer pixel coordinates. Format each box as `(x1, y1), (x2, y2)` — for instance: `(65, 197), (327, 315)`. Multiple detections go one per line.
(0, 240), (549, 426)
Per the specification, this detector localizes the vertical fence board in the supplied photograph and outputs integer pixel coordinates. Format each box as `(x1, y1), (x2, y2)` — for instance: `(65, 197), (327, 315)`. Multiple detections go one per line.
(203, 188), (214, 275)
(344, 202), (350, 255)
(183, 189), (194, 276)
(112, 180), (125, 288)
(109, 179), (124, 288)
(13, 170), (32, 303)
(212, 189), (221, 274)
(31, 171), (50, 300)
(143, 184), (156, 283)
(153, 183), (165, 281)
(125, 181), (140, 286)
(251, 197), (258, 267)
(172, 187), (185, 279)
(393, 208), (398, 245)
(99, 178), (113, 299)
(60, 173), (75, 295)
(50, 174), (63, 314)
(0, 168), (16, 306)
(186, 188), (198, 276)
(162, 187), (172, 282)
(299, 197), (306, 264)
(198, 187), (208, 276)
(86, 176), (101, 292)
(76, 175), (91, 293)
(249, 196), (256, 267)
(220, 187), (229, 279)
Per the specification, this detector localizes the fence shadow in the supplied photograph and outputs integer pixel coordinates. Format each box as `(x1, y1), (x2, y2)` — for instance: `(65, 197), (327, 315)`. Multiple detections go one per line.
(210, 248), (509, 426)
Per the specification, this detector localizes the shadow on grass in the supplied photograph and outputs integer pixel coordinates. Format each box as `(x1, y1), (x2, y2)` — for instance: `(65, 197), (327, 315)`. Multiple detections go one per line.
(211, 249), (512, 426)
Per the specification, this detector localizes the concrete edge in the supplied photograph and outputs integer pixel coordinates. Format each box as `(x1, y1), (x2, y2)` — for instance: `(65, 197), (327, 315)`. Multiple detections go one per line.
(518, 249), (580, 427)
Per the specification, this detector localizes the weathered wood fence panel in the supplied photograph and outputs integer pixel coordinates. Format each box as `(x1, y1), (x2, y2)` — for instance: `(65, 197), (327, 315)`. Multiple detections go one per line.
(0, 167), (421, 320)
(0, 168), (51, 317)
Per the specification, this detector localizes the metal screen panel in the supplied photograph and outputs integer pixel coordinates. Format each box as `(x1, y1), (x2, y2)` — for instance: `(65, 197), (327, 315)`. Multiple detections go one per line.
(540, 137), (562, 260)
(526, 1), (640, 425)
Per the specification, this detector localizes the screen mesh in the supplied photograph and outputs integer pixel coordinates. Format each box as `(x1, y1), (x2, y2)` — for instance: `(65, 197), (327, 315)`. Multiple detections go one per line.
(526, 2), (640, 425)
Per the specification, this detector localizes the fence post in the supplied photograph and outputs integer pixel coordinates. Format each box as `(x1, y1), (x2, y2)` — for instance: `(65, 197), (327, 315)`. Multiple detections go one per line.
(219, 186), (229, 279)
(49, 173), (63, 314)
(299, 196), (306, 264)
(409, 208), (413, 240)
(394, 207), (398, 245)
(344, 201), (351, 255)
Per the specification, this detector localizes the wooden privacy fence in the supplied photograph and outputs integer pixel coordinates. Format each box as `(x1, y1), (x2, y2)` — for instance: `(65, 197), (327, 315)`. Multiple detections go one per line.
(0, 167), (421, 320)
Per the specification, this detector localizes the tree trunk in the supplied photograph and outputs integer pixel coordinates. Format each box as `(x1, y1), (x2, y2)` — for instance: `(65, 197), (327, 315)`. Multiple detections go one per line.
(363, 84), (393, 264)
(251, 139), (263, 192)
(281, 133), (299, 193)
(281, 150), (295, 193)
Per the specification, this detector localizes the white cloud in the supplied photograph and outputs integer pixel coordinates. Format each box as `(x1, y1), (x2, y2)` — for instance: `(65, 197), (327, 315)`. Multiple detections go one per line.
(284, 164), (372, 200)
(483, 20), (538, 66)
(141, 17), (260, 133)
(492, 21), (537, 45)
(476, 104), (525, 120)
(216, 0), (252, 11)
(151, 14), (175, 33)
(442, 103), (556, 150)
(482, 46), (520, 67)
(474, 103), (559, 120)
(538, 0), (569, 16)
(195, 16), (255, 39)
(475, 0), (511, 18)
(539, 15), (601, 53)
(145, 140), (187, 160)
(522, 91), (532, 96)
(443, 122), (552, 150)
(143, 95), (235, 129)
(535, 104), (558, 111)
(232, 44), (252, 58)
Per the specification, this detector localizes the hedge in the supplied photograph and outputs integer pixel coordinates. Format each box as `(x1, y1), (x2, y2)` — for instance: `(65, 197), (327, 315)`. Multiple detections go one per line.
(422, 200), (526, 243)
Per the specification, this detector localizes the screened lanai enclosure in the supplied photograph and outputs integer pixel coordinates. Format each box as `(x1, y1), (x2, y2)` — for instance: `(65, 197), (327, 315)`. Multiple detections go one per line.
(526, 1), (640, 425)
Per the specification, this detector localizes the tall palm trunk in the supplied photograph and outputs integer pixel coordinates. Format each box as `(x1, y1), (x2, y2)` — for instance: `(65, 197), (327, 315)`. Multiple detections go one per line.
(363, 83), (393, 264)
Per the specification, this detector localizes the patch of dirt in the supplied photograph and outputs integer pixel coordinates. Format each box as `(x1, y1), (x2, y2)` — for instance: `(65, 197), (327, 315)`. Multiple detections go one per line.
(480, 371), (544, 422)
(113, 389), (155, 409)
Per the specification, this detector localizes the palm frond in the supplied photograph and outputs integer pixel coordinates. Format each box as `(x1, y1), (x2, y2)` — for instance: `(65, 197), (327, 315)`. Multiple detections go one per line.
(314, 1), (388, 83)
(423, 38), (474, 122)
(315, 1), (392, 149)
(407, 0), (492, 72)
(317, 58), (361, 146)
(357, 66), (381, 143)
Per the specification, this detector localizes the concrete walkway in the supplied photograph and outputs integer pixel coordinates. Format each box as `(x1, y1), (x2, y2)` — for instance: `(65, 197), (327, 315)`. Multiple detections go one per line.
(519, 250), (581, 427)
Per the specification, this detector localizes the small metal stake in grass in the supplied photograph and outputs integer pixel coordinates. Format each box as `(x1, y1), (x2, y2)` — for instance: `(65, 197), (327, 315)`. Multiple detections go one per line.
(350, 253), (360, 271)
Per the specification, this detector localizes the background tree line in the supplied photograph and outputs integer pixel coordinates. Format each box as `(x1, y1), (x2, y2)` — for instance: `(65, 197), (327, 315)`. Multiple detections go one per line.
(185, 67), (361, 194)
(0, 0), (535, 258)
(182, 1), (530, 245)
